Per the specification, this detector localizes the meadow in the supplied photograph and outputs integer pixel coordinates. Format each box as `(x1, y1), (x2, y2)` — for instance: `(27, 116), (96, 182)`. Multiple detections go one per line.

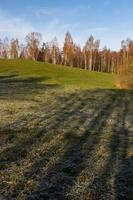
(0, 59), (132, 200)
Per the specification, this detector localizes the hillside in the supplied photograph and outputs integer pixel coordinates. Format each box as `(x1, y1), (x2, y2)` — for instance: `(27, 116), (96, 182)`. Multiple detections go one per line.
(0, 59), (132, 200)
(0, 59), (114, 90)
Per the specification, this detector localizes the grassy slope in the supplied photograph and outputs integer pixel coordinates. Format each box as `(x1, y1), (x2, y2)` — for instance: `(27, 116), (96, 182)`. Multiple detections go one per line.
(0, 59), (132, 200)
(0, 59), (114, 89)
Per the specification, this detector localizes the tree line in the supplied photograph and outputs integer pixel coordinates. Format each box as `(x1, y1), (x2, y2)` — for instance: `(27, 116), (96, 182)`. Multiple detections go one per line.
(0, 32), (133, 77)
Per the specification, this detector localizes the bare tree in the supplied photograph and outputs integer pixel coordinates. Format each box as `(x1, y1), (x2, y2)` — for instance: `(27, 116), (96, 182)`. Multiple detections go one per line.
(25, 32), (42, 60)
(51, 37), (59, 64)
(63, 32), (74, 66)
(84, 35), (94, 71)
(10, 39), (19, 59)
(1, 32), (133, 84)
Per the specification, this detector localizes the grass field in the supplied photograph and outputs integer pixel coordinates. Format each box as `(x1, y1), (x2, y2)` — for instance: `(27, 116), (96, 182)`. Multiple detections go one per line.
(0, 59), (132, 200)
(0, 59), (114, 90)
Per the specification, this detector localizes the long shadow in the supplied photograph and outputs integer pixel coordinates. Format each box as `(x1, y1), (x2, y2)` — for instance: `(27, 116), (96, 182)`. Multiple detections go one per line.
(0, 91), (92, 169)
(115, 156), (133, 200)
(0, 75), (59, 100)
(2, 89), (131, 200)
(24, 90), (119, 200)
(0, 75), (61, 170)
(83, 90), (131, 200)
(0, 89), (110, 171)
(0, 74), (17, 79)
(2, 89), (116, 199)
(114, 91), (133, 200)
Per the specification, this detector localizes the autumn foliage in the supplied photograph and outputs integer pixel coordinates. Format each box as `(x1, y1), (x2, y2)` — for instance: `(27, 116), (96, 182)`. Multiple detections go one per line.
(0, 32), (133, 88)
(116, 39), (133, 89)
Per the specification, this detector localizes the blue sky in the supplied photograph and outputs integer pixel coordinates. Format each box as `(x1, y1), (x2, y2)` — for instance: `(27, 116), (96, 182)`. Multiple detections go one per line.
(0, 0), (133, 50)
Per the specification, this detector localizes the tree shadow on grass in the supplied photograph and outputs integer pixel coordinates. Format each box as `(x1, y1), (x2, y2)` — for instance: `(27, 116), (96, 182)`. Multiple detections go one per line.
(114, 91), (133, 200)
(0, 89), (109, 171)
(0, 89), (115, 199)
(83, 90), (133, 200)
(0, 74), (17, 79)
(0, 75), (60, 100)
(21, 90), (119, 200)
(0, 90), (92, 170)
(115, 156), (133, 200)
(1, 89), (132, 200)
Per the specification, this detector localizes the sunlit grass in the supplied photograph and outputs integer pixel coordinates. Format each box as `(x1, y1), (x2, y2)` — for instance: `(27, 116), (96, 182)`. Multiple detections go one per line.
(0, 59), (114, 90)
(0, 59), (132, 200)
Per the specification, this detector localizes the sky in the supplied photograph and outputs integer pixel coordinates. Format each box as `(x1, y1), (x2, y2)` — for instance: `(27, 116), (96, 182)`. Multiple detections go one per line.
(0, 0), (133, 50)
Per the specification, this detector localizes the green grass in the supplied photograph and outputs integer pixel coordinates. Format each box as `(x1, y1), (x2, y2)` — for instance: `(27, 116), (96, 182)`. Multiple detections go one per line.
(0, 59), (114, 90)
(0, 59), (132, 200)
